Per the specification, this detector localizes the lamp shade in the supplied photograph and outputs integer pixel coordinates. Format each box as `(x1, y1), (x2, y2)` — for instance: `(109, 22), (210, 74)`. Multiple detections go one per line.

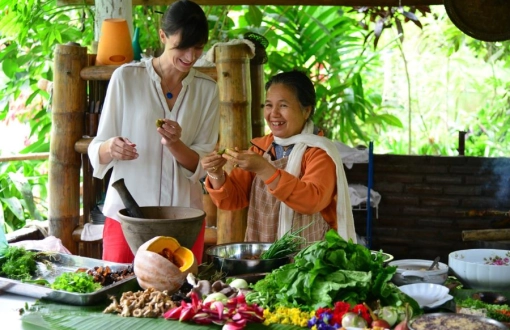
(96, 18), (134, 65)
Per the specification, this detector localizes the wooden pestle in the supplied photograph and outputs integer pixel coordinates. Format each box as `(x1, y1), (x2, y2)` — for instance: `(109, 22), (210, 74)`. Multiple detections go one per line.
(111, 178), (144, 218)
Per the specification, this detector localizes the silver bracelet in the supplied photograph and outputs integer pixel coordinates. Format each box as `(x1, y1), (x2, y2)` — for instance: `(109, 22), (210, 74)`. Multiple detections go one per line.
(207, 170), (225, 180)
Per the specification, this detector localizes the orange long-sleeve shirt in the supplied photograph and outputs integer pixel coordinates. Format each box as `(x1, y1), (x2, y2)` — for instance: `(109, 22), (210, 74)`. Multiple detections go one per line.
(205, 133), (338, 230)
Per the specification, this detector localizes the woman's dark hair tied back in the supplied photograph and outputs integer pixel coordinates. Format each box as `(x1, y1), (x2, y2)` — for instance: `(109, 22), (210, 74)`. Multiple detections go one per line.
(161, 0), (209, 49)
(265, 70), (316, 117)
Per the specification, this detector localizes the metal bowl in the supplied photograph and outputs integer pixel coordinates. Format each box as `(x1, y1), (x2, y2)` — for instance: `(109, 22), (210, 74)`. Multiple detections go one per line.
(205, 242), (292, 276)
(408, 312), (508, 330)
(226, 272), (269, 285)
(371, 250), (394, 265)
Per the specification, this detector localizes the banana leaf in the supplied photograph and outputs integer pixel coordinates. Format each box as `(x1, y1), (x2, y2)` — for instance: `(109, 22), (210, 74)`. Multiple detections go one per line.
(21, 299), (304, 330)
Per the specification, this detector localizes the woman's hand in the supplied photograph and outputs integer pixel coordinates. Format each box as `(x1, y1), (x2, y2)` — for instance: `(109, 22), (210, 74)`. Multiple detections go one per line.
(224, 148), (278, 183)
(201, 150), (228, 175)
(223, 148), (267, 173)
(157, 119), (182, 145)
(101, 137), (138, 164)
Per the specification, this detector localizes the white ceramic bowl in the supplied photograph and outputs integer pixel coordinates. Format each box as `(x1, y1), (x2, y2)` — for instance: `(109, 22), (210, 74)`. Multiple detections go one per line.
(448, 249), (510, 291)
(399, 283), (452, 308)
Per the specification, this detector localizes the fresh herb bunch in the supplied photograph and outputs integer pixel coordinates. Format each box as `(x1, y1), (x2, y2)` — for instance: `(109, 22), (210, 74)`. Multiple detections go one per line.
(260, 222), (312, 260)
(51, 272), (102, 293)
(0, 246), (38, 280)
(456, 297), (510, 323)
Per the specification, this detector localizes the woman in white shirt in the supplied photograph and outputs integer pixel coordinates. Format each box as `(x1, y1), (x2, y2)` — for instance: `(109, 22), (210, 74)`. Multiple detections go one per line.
(88, 0), (219, 264)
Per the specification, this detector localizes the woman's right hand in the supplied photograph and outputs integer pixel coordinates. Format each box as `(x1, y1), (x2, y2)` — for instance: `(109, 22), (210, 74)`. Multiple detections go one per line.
(100, 137), (138, 164)
(201, 150), (227, 175)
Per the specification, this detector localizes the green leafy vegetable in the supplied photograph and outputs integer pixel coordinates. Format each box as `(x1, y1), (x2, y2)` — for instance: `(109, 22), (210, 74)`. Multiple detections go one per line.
(22, 278), (51, 286)
(260, 222), (312, 259)
(51, 272), (102, 293)
(247, 229), (421, 316)
(0, 246), (38, 280)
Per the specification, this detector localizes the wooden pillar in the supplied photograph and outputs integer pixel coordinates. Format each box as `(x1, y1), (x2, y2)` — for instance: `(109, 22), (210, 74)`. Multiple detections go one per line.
(49, 43), (87, 254)
(247, 33), (268, 138)
(214, 43), (252, 244)
(250, 63), (265, 138)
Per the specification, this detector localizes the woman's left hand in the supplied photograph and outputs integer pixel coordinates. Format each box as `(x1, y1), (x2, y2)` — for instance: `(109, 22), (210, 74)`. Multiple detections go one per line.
(157, 119), (181, 145)
(224, 148), (270, 173)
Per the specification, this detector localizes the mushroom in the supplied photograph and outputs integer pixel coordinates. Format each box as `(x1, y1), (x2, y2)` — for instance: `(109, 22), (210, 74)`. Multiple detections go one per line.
(132, 309), (143, 317)
(211, 280), (228, 292)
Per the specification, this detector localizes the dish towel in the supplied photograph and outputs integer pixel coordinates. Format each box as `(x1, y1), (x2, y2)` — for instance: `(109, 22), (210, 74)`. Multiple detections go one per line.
(274, 120), (357, 243)
(349, 184), (381, 208)
(81, 223), (104, 241)
(334, 142), (369, 169)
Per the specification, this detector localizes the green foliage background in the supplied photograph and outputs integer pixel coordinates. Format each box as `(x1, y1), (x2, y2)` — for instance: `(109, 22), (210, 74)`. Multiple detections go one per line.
(1, 1), (510, 232)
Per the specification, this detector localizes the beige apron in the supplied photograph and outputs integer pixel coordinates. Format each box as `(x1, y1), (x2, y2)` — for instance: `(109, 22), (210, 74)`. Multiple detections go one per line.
(244, 149), (330, 246)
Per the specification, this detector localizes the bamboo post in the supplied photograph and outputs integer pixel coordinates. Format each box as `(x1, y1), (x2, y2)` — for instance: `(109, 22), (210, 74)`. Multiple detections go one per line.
(214, 43), (252, 244)
(250, 62), (265, 138)
(49, 43), (87, 254)
(246, 33), (268, 138)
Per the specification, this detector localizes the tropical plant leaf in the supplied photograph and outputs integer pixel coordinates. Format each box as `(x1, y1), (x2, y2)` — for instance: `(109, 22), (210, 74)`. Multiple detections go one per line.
(21, 300), (303, 330)
(0, 196), (24, 220)
(8, 173), (42, 220)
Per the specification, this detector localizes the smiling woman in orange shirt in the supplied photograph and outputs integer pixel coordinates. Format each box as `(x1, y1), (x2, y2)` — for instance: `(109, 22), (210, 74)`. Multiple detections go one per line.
(201, 70), (357, 245)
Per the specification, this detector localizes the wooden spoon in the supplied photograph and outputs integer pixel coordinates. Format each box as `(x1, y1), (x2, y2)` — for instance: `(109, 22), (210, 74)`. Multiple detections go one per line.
(427, 256), (440, 270)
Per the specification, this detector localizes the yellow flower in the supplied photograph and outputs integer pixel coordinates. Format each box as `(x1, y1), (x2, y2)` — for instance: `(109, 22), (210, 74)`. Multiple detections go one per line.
(262, 306), (312, 327)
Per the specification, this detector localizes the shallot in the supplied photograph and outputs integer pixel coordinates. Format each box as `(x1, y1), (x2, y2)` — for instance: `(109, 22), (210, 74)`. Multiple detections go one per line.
(164, 291), (264, 329)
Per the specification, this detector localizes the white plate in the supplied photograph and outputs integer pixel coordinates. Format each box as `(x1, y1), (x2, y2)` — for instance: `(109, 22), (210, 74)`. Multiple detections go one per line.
(399, 283), (450, 308)
(424, 294), (454, 308)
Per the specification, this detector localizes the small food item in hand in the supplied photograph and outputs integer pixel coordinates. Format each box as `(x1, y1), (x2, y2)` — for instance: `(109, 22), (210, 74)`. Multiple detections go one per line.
(156, 119), (165, 128)
(217, 148), (226, 155)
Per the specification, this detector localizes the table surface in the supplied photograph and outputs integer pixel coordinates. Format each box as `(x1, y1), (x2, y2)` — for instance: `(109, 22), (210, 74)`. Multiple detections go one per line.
(0, 292), (41, 330)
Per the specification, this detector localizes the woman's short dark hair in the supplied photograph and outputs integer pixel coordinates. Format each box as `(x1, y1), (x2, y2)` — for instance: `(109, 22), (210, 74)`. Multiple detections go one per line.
(265, 70), (316, 118)
(161, 0), (209, 50)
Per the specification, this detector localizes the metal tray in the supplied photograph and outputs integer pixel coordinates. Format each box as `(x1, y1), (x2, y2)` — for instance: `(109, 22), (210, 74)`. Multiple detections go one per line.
(0, 252), (139, 306)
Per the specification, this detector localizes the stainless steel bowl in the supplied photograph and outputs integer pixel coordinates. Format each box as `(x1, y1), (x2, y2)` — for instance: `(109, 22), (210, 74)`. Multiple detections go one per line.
(205, 242), (292, 276)
(371, 250), (394, 265)
(408, 313), (508, 330)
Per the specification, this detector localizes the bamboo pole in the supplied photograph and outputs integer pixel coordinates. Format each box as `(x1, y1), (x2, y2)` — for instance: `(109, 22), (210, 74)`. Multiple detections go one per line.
(49, 43), (88, 254)
(214, 43), (252, 244)
(0, 153), (49, 162)
(250, 64), (265, 138)
(462, 228), (510, 242)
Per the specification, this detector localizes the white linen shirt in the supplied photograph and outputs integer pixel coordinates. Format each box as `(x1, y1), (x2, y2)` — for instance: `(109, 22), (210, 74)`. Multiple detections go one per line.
(88, 58), (219, 222)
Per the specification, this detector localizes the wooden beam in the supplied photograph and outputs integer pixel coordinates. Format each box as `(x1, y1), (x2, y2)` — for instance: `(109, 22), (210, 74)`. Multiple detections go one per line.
(81, 64), (217, 81)
(58, 0), (443, 6)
